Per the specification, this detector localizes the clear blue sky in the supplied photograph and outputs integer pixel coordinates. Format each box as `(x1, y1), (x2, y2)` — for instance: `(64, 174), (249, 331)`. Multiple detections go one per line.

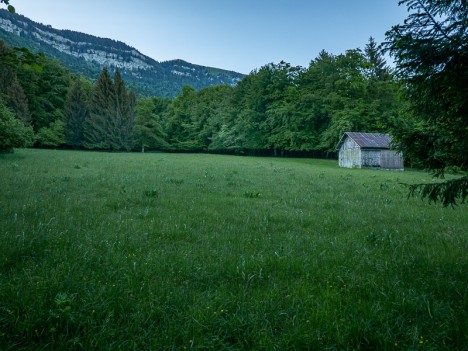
(13, 1), (408, 74)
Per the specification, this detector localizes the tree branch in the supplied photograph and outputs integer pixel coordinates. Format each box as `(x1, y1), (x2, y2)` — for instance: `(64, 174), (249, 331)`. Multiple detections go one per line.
(406, 175), (468, 207)
(416, 0), (461, 45)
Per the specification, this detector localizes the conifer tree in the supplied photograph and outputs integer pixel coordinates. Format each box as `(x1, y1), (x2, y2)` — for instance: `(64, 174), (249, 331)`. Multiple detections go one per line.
(385, 0), (468, 206)
(364, 37), (388, 80)
(84, 67), (135, 150)
(83, 67), (115, 149)
(120, 90), (136, 151)
(64, 78), (88, 148)
(114, 69), (135, 151)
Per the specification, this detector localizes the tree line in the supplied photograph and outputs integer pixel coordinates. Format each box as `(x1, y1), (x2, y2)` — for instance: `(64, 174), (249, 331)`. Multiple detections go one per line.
(0, 37), (404, 156)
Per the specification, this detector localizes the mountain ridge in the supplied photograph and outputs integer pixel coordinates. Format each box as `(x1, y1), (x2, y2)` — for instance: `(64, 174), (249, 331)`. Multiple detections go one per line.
(0, 9), (244, 97)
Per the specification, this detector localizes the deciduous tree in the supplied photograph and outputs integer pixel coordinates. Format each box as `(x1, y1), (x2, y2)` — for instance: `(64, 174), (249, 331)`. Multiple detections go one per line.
(0, 97), (33, 152)
(134, 98), (168, 152)
(0, 0), (14, 13)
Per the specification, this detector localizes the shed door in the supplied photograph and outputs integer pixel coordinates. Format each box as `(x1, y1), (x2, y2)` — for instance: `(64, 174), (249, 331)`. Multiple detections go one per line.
(362, 150), (380, 167)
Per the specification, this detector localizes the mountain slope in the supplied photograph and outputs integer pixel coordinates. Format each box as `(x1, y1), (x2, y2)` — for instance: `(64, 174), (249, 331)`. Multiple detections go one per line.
(0, 10), (244, 97)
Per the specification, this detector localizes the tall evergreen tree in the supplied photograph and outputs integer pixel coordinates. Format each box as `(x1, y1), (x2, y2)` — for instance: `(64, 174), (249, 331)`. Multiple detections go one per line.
(113, 69), (126, 149)
(114, 69), (135, 151)
(385, 0), (468, 206)
(84, 67), (136, 151)
(364, 37), (388, 80)
(84, 67), (115, 149)
(64, 78), (88, 148)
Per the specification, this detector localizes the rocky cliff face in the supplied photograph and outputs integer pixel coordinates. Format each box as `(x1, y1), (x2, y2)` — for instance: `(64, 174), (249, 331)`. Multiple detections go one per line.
(31, 28), (154, 71)
(0, 10), (243, 97)
(0, 15), (155, 71)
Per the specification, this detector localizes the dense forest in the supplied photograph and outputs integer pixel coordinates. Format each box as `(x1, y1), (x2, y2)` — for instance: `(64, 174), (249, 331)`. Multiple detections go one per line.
(0, 37), (406, 158)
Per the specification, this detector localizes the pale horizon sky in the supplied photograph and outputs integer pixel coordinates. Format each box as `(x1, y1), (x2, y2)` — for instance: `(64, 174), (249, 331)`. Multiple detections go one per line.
(9, 1), (408, 74)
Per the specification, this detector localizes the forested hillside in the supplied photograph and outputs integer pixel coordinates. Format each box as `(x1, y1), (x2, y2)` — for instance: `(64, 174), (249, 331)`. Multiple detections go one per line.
(0, 9), (244, 97)
(0, 36), (406, 157)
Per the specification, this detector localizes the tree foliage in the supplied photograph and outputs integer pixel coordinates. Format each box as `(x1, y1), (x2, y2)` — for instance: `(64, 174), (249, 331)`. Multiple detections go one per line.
(408, 177), (468, 207)
(83, 68), (136, 151)
(84, 67), (116, 150)
(30, 59), (71, 131)
(36, 120), (65, 148)
(134, 97), (169, 152)
(0, 97), (33, 152)
(0, 0), (14, 13)
(64, 78), (90, 148)
(0, 37), (406, 159)
(385, 0), (468, 206)
(0, 41), (31, 123)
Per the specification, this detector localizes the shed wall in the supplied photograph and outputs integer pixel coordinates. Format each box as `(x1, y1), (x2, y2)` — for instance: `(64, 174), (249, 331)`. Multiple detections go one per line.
(361, 150), (381, 167)
(381, 150), (404, 170)
(339, 138), (361, 168)
(337, 133), (404, 170)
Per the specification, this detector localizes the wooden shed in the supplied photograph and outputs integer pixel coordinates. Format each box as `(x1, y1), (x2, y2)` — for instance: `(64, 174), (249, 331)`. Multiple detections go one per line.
(336, 132), (403, 170)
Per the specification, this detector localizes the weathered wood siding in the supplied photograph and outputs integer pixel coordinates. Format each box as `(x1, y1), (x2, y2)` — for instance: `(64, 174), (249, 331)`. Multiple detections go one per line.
(339, 138), (361, 168)
(338, 135), (404, 170)
(361, 150), (381, 167)
(381, 150), (404, 170)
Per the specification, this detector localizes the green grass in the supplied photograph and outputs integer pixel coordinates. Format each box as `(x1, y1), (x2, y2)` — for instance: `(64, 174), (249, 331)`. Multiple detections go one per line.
(1, 149), (467, 350)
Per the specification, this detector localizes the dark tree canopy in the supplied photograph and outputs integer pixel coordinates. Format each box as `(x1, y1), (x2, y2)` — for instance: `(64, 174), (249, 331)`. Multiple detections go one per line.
(83, 68), (136, 151)
(64, 79), (89, 148)
(0, 97), (33, 152)
(0, 0), (14, 13)
(385, 0), (468, 206)
(365, 36), (388, 80)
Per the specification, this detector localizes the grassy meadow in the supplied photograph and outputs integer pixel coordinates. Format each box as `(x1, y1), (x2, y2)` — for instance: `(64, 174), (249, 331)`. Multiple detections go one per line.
(1, 149), (467, 350)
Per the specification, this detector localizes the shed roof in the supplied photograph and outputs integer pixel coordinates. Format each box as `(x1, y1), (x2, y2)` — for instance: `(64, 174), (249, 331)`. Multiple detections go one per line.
(336, 132), (393, 150)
